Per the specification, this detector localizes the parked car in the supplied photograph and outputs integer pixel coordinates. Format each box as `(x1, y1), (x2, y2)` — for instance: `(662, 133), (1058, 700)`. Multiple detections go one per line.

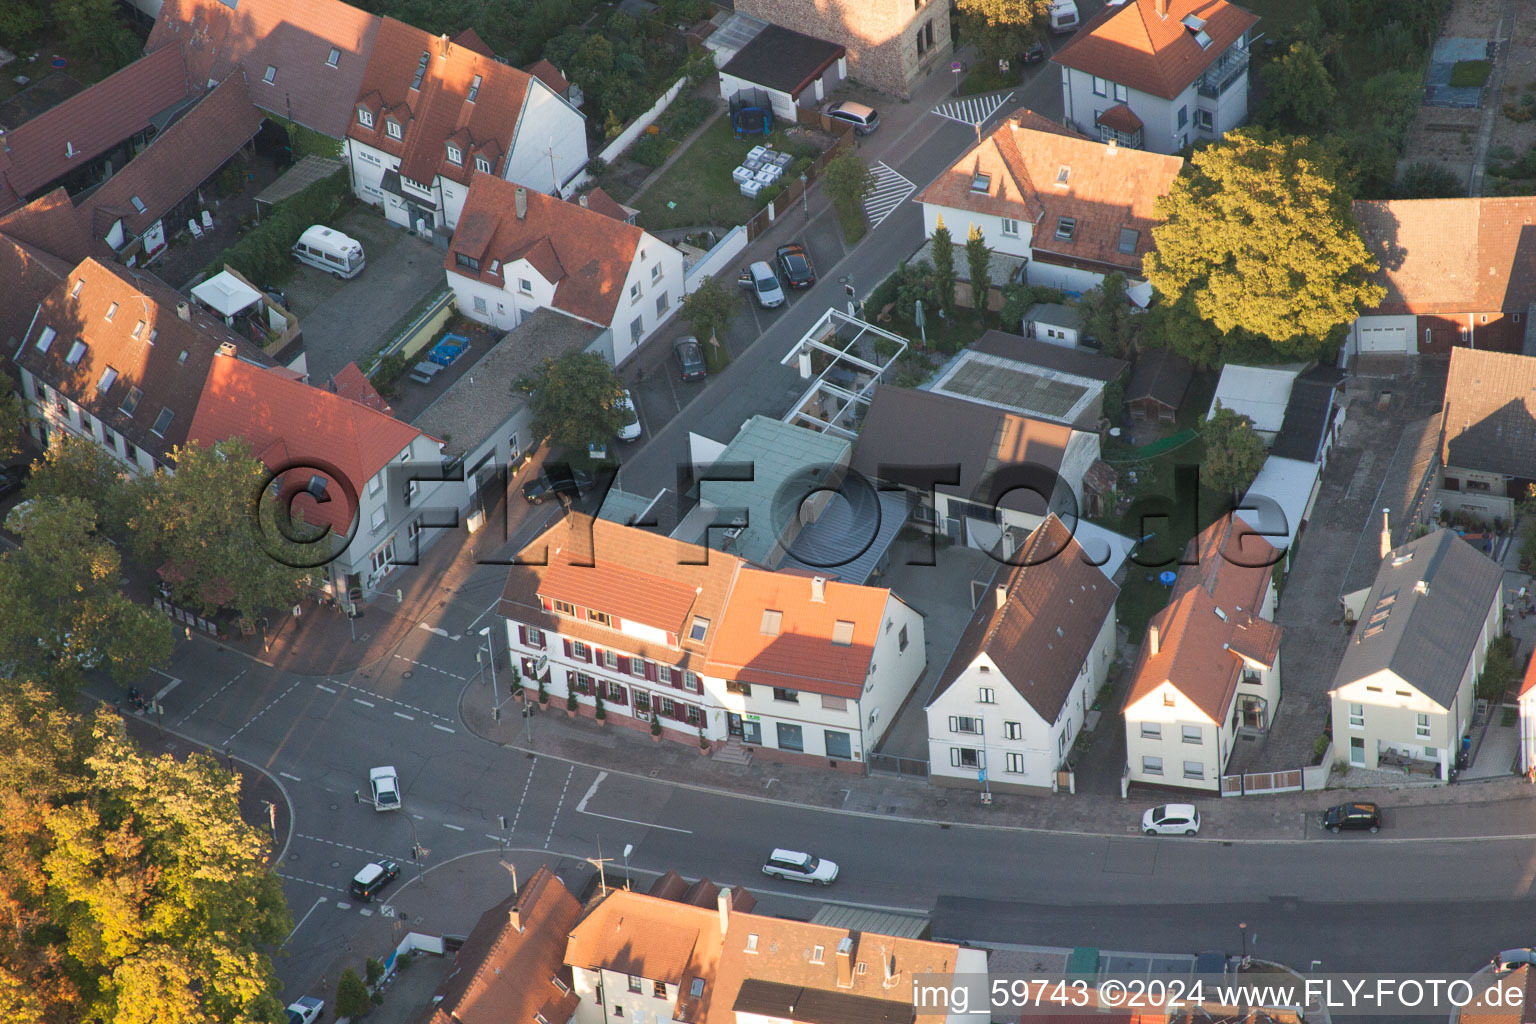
(1047, 0), (1080, 33)
(1320, 801), (1380, 833)
(775, 244), (816, 289)
(0, 465), (26, 501)
(615, 389), (641, 441)
(825, 100), (880, 135)
(1142, 803), (1201, 836)
(762, 848), (839, 886)
(349, 859), (400, 902)
(522, 467), (595, 504)
(1020, 40), (1047, 63)
(369, 766), (400, 811)
(746, 260), (785, 308)
(286, 996), (325, 1024)
(673, 336), (707, 381)
(1494, 949), (1536, 974)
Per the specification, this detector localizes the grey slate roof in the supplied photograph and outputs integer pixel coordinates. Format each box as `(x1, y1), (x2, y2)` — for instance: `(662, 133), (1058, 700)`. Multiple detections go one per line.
(972, 329), (1127, 382)
(1441, 347), (1536, 479)
(1126, 346), (1191, 410)
(1330, 529), (1504, 709)
(1269, 366), (1343, 463)
(718, 24), (845, 97)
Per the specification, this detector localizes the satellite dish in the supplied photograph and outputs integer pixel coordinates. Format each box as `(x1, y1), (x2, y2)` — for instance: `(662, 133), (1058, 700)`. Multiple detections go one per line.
(1109, 427), (1122, 437)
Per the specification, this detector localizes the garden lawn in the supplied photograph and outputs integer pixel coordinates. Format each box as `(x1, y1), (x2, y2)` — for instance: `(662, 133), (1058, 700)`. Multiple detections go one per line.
(634, 116), (811, 231)
(958, 63), (1014, 97)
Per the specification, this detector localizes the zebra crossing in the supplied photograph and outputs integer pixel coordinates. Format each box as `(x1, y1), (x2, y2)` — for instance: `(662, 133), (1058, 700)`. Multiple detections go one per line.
(932, 91), (1016, 131)
(863, 162), (916, 229)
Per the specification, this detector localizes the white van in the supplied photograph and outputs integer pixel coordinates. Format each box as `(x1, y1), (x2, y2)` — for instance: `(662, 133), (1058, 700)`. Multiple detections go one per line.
(1048, 0), (1080, 33)
(292, 225), (366, 279)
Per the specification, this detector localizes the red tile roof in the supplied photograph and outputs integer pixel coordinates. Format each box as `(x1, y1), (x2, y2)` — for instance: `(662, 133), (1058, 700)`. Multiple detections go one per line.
(1052, 0), (1259, 100)
(451, 27), (495, 58)
(188, 354), (429, 533)
(524, 58), (570, 96)
(0, 234), (70, 350)
(578, 185), (634, 223)
(331, 361), (393, 414)
(0, 46), (190, 212)
(1353, 197), (1536, 315)
(348, 19), (539, 189)
(0, 187), (102, 264)
(147, 0), (383, 138)
(82, 74), (266, 241)
(566, 892), (707, 985)
(449, 174), (644, 326)
(1096, 102), (1143, 132)
(915, 108), (1182, 275)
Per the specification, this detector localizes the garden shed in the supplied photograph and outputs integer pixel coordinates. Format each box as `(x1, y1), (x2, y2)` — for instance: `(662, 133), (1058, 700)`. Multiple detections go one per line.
(718, 24), (846, 122)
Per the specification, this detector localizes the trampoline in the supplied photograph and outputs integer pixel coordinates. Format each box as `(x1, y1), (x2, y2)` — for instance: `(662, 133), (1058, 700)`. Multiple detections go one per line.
(729, 87), (774, 136)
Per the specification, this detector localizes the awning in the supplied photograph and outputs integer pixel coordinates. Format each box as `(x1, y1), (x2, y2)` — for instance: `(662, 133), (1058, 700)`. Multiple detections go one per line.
(191, 270), (262, 317)
(379, 170), (437, 209)
(1126, 279), (1154, 308)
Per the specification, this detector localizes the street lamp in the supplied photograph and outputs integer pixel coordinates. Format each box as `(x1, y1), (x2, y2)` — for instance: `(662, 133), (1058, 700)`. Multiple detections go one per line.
(623, 843), (633, 890)
(799, 172), (808, 220)
(1238, 922), (1248, 963)
(480, 626), (498, 719)
(405, 815), (426, 883)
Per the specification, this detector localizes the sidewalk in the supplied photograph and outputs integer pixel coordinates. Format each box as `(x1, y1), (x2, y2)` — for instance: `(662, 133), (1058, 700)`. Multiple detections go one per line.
(460, 684), (1536, 840)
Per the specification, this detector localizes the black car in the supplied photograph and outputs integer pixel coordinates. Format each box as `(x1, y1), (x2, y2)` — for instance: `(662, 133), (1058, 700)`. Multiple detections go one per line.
(1021, 40), (1047, 63)
(522, 467), (595, 504)
(1321, 801), (1380, 833)
(775, 244), (816, 289)
(0, 462), (29, 501)
(349, 859), (400, 902)
(673, 336), (707, 381)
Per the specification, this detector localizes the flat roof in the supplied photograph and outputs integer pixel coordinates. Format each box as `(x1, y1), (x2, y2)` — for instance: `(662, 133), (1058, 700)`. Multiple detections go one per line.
(1240, 456), (1320, 551)
(930, 348), (1100, 426)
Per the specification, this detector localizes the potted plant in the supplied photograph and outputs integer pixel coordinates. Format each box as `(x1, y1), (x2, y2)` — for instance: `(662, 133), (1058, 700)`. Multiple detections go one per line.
(650, 712), (663, 742)
(510, 673), (524, 702)
(697, 724), (709, 755)
(538, 677), (549, 706)
(567, 688), (578, 717)
(595, 694), (607, 726)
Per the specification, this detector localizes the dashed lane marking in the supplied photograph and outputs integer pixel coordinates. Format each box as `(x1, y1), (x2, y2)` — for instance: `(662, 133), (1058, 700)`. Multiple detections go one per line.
(353, 698), (376, 708)
(335, 902), (352, 910)
(177, 667), (247, 726)
(392, 653), (468, 682)
(224, 678), (303, 746)
(443, 823), (465, 831)
(278, 872), (346, 894)
(394, 711), (415, 721)
(358, 909), (373, 917)
(433, 723), (456, 734)
(295, 833), (404, 862)
(863, 162), (916, 230)
(510, 758), (538, 835)
(576, 772), (692, 833)
(315, 684), (337, 694)
(545, 765), (574, 849)
(279, 771), (302, 782)
(331, 677), (456, 723)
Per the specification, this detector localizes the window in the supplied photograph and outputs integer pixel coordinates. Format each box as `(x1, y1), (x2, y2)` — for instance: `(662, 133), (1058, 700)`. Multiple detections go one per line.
(628, 977), (643, 994)
(387, 119), (402, 140)
(607, 681), (627, 703)
(949, 715), (981, 734)
(653, 981), (667, 998)
(631, 317), (643, 343)
(130, 320), (145, 340)
(772, 687), (799, 703)
(1348, 702), (1364, 729)
(1118, 227), (1139, 254)
(65, 340), (87, 365)
(1183, 761), (1204, 781)
(1059, 731), (1068, 756)
(746, 934), (759, 952)
(588, 611), (612, 627)
(1092, 76), (1107, 96)
(612, 1009), (623, 1019)
(1194, 108), (1214, 130)
(1182, 725), (1202, 745)
(1141, 722), (1161, 738)
(371, 507), (387, 532)
(446, 144), (462, 165)
(831, 620), (855, 646)
(651, 263), (662, 283)
(1177, 105), (1188, 129)
(35, 326), (56, 351)
(96, 367), (118, 393)
(1163, 693), (1175, 707)
(1415, 713), (1431, 738)
(656, 293), (669, 316)
(950, 747), (979, 768)
(527, 627), (545, 649)
(685, 671), (702, 693)
(571, 640), (590, 661)
(327, 47), (340, 67)
(554, 600), (575, 616)
(776, 722), (804, 752)
(120, 386), (142, 415)
(1365, 685), (1382, 693)
(473, 296), (487, 314)
(916, 26), (925, 56)
(455, 253), (480, 272)
(1005, 752), (1025, 773)
(1142, 755), (1163, 776)
(104, 301), (117, 321)
(468, 74), (482, 102)
(726, 680), (751, 696)
(1113, 82), (1127, 102)
(811, 945), (825, 964)
(630, 282), (641, 303)
(263, 65), (277, 84)
(898, 625), (909, 652)
(1003, 721), (1022, 740)
(602, 649), (619, 670)
(368, 472), (382, 496)
(970, 172), (991, 192)
(978, 687), (995, 704)
(689, 617), (709, 641)
(476, 156), (491, 173)
(825, 729), (852, 758)
(519, 278), (533, 295)
(926, 20), (934, 47)
(1056, 217), (1076, 240)
(630, 658), (647, 679)
(1000, 217), (1019, 237)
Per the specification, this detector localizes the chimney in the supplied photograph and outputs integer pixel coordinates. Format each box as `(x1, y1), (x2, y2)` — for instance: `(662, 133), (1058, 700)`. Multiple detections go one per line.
(835, 937), (854, 988)
(1148, 624), (1160, 655)
(811, 576), (826, 603)
(1008, 115), (1021, 130)
(515, 186), (527, 220)
(717, 887), (731, 935)
(66, 141), (76, 159)
(508, 905), (523, 933)
(176, 301), (191, 322)
(578, 194), (589, 208)
(995, 585), (1007, 611)
(1106, 137), (1117, 152)
(217, 341), (237, 358)
(1379, 508), (1391, 561)
(881, 951), (898, 988)
(1155, 0), (1168, 16)
(439, 32), (450, 57)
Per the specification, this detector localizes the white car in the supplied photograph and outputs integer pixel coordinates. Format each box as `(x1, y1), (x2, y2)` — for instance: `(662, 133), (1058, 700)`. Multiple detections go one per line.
(747, 260), (785, 309)
(762, 848), (838, 886)
(615, 389), (641, 441)
(1142, 803), (1201, 836)
(286, 996), (325, 1024)
(369, 766), (400, 812)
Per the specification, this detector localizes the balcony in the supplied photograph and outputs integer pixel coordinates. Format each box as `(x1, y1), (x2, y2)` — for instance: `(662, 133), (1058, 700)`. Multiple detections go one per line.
(1196, 47), (1249, 99)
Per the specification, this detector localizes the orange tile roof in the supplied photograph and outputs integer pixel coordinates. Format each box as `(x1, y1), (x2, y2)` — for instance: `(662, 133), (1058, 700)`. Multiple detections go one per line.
(188, 355), (429, 533)
(331, 361), (393, 415)
(580, 186), (634, 223)
(1052, 0), (1259, 100)
(0, 233), (70, 350)
(566, 892), (710, 985)
(0, 187), (104, 264)
(147, 0), (383, 138)
(1096, 103), (1144, 132)
(349, 19), (538, 189)
(428, 866), (583, 1024)
(915, 108), (1182, 275)
(1174, 512), (1276, 616)
(525, 58), (571, 96)
(1458, 966), (1530, 1024)
(449, 173), (644, 326)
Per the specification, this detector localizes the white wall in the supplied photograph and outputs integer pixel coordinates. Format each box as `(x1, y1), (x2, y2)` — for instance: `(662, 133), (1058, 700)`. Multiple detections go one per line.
(862, 595), (926, 749)
(450, 257), (559, 333)
(719, 73), (796, 121)
(503, 81), (590, 196)
(1026, 258), (1117, 297)
(608, 236), (686, 364)
(597, 77), (688, 166)
(684, 225), (749, 294)
(921, 202), (1032, 261)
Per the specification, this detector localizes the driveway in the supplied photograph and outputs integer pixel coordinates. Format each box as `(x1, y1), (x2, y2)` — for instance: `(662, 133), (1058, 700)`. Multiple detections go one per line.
(286, 207), (444, 383)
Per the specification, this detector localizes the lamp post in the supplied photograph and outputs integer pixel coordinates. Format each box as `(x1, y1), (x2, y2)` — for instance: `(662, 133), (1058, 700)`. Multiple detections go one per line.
(623, 843), (633, 890)
(800, 172), (808, 220)
(480, 626), (498, 719)
(405, 815), (426, 883)
(1238, 922), (1248, 963)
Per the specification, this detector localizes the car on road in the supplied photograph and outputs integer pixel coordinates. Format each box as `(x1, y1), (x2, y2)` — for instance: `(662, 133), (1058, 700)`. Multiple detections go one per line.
(825, 100), (880, 135)
(369, 765), (400, 811)
(286, 996), (325, 1024)
(762, 848), (838, 886)
(746, 260), (785, 308)
(776, 244), (816, 289)
(522, 466), (595, 504)
(349, 859), (400, 902)
(673, 336), (707, 381)
(1320, 801), (1381, 833)
(614, 389), (641, 441)
(1142, 803), (1201, 836)
(1020, 40), (1047, 63)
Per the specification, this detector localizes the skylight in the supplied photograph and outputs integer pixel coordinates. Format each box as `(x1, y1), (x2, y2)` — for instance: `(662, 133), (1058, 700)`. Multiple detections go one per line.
(105, 301), (118, 321)
(131, 320), (145, 339)
(151, 408), (174, 437)
(1056, 165), (1070, 184)
(327, 47), (340, 68)
(970, 172), (991, 193)
(411, 51), (430, 90)
(97, 366), (118, 393)
(1118, 227), (1139, 254)
(468, 74), (481, 102)
(1194, 30), (1212, 48)
(1181, 14), (1207, 31)
(263, 65), (277, 84)
(689, 616), (709, 641)
(120, 386), (142, 415)
(35, 326), (56, 352)
(1055, 216), (1077, 240)
(130, 195), (147, 214)
(65, 340), (87, 365)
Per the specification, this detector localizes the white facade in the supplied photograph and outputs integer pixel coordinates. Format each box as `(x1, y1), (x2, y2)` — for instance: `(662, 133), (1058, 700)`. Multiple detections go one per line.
(571, 963), (678, 1024)
(920, 201), (1145, 296)
(18, 370), (163, 474)
(342, 432), (458, 593)
(718, 55), (847, 121)
(1347, 313), (1417, 357)
(927, 609), (1116, 790)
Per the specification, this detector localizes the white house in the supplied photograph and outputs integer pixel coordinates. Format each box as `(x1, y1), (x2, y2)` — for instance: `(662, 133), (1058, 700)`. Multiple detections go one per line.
(1331, 528), (1503, 777)
(1207, 363), (1305, 444)
(926, 516), (1119, 792)
(346, 20), (586, 236)
(445, 175), (685, 364)
(1123, 513), (1282, 792)
(717, 24), (846, 122)
(1052, 0), (1259, 155)
(915, 109), (1183, 299)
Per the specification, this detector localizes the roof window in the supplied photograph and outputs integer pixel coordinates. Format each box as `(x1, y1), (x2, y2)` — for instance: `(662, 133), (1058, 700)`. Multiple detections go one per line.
(131, 320), (145, 339)
(97, 366), (118, 392)
(746, 934), (759, 952)
(970, 172), (991, 193)
(1194, 29), (1212, 48)
(468, 74), (481, 103)
(151, 408), (174, 437)
(65, 340), (87, 365)
(831, 620), (855, 646)
(105, 301), (118, 321)
(760, 609), (782, 636)
(71, 279), (83, 298)
(177, 350), (188, 364)
(689, 616), (709, 641)
(34, 326), (56, 352)
(411, 50), (430, 91)
(327, 47), (340, 68)
(306, 475), (328, 499)
(1056, 165), (1069, 184)
(148, 328), (158, 344)
(130, 195), (147, 214)
(690, 978), (705, 999)
(1055, 216), (1076, 240)
(263, 65), (277, 84)
(1118, 227), (1139, 254)
(120, 386), (143, 415)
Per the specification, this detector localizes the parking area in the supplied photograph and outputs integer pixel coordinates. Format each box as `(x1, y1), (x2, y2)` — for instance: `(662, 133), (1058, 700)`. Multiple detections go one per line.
(284, 207), (445, 383)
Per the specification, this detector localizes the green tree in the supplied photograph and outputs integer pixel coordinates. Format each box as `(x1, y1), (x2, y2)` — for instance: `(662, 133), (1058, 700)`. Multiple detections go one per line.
(931, 216), (956, 317)
(129, 439), (311, 624)
(0, 383), (25, 464)
(1202, 403), (1266, 501)
(822, 153), (875, 241)
(1145, 129), (1385, 353)
(956, 0), (1052, 61)
(1074, 273), (1135, 357)
(0, 497), (174, 703)
(964, 223), (992, 314)
(336, 967), (371, 1018)
(51, 0), (138, 68)
(525, 351), (627, 451)
(680, 274), (738, 347)
(23, 435), (133, 538)
(1396, 161), (1464, 198)
(1259, 41), (1336, 134)
(364, 956), (384, 987)
(0, 0), (43, 47)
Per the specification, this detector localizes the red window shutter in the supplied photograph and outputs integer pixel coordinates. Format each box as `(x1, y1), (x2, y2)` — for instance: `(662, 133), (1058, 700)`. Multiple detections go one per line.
(669, 667), (682, 688)
(592, 647), (603, 667)
(518, 625), (528, 646)
(617, 655), (630, 674)
(582, 644), (593, 664)
(563, 638), (572, 658)
(645, 661), (659, 682)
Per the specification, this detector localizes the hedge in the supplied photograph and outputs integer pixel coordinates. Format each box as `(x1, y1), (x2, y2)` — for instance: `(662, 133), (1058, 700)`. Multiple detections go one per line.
(201, 168), (351, 287)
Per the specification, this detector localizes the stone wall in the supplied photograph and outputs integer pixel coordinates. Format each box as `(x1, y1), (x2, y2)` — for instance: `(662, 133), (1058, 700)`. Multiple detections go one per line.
(733, 0), (951, 98)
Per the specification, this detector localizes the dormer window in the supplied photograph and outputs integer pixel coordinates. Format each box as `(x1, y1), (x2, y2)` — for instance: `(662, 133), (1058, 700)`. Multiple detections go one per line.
(263, 65), (277, 84)
(468, 74), (481, 102)
(34, 326), (56, 352)
(97, 366), (118, 393)
(327, 47), (340, 68)
(446, 143), (462, 165)
(1118, 227), (1139, 254)
(65, 340), (87, 365)
(475, 155), (491, 173)
(1055, 217), (1076, 240)
(386, 119), (402, 141)
(970, 172), (990, 192)
(358, 108), (375, 129)
(455, 253), (481, 272)
(689, 616), (709, 641)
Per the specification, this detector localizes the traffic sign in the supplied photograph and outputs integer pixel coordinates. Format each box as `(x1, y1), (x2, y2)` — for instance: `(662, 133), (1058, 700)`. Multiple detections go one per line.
(952, 61), (963, 73)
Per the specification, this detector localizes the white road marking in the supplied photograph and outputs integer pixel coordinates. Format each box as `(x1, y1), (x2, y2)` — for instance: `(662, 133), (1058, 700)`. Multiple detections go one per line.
(466, 598), (500, 632)
(341, 674), (459, 718)
(394, 711), (415, 721)
(443, 823), (465, 831)
(433, 723), (456, 733)
(278, 872), (346, 894)
(358, 909), (373, 917)
(149, 668), (182, 701)
(295, 833), (401, 862)
(391, 653), (468, 683)
(224, 678), (303, 745)
(576, 772), (607, 812)
(511, 758), (537, 835)
(545, 765), (574, 849)
(574, 771), (693, 833)
(931, 91), (1015, 130)
(485, 833), (504, 841)
(281, 897), (328, 949)
(353, 698), (376, 708)
(279, 771), (302, 782)
(177, 667), (246, 726)
(418, 622), (450, 637)
(316, 683), (337, 694)
(336, 901), (352, 910)
(863, 162), (916, 229)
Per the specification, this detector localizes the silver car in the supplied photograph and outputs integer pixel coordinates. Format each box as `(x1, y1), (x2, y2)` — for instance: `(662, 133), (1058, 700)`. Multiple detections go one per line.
(615, 389), (641, 441)
(747, 260), (785, 309)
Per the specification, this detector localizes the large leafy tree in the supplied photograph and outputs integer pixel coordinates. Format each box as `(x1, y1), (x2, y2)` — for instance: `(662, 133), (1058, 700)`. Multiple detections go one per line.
(1145, 129), (1385, 354)
(51, 0), (139, 68)
(1259, 41), (1336, 134)
(0, 497), (173, 702)
(23, 435), (133, 538)
(1203, 403), (1266, 501)
(0, 385), (24, 464)
(680, 274), (738, 347)
(129, 439), (312, 623)
(822, 154), (875, 238)
(1074, 272), (1136, 357)
(523, 351), (627, 452)
(956, 0), (1052, 61)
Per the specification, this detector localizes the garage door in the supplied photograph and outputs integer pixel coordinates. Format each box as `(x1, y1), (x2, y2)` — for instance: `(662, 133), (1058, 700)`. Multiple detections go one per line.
(1358, 324), (1410, 353)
